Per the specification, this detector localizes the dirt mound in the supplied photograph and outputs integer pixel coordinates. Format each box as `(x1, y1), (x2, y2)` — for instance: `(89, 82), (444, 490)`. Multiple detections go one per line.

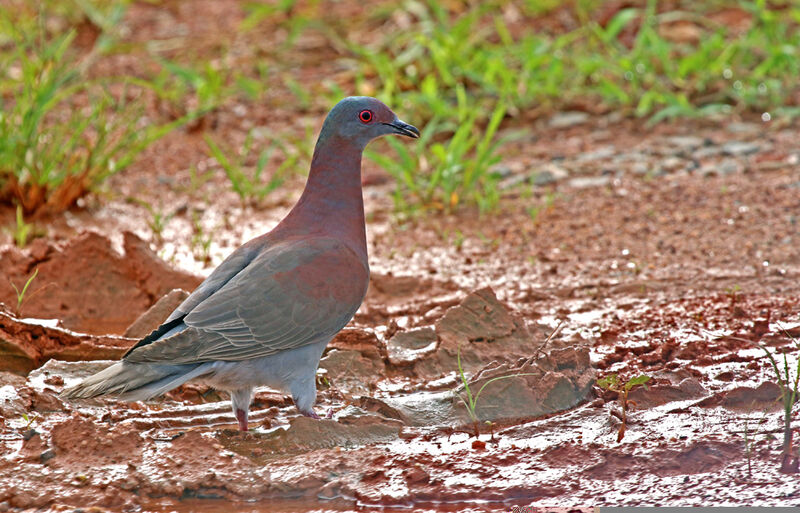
(0, 311), (134, 374)
(0, 231), (201, 336)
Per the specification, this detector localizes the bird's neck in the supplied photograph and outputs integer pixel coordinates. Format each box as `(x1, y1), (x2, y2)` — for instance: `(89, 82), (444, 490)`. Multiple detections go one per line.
(276, 134), (367, 262)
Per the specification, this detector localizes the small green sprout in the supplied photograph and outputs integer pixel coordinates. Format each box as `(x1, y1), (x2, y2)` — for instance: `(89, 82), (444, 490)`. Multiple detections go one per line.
(21, 412), (38, 429)
(9, 268), (39, 318)
(597, 373), (651, 442)
(456, 345), (536, 438)
(760, 324), (800, 473)
(9, 206), (34, 248)
(205, 131), (289, 207)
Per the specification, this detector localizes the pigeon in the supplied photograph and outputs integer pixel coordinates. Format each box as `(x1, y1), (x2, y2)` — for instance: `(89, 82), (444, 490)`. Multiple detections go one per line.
(63, 97), (420, 431)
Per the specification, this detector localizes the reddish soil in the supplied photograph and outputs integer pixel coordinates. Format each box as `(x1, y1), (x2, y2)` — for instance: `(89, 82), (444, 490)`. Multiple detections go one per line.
(2, 112), (798, 509)
(0, 231), (200, 336)
(1, 1), (800, 511)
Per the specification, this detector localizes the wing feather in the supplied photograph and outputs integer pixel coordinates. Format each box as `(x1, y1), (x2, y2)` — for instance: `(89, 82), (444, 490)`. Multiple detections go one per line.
(124, 237), (368, 364)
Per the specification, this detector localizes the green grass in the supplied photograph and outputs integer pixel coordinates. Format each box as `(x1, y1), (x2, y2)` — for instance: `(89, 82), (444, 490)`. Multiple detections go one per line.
(367, 94), (507, 214)
(0, 8), (183, 215)
(760, 325), (800, 473)
(4, 206), (36, 248)
(342, 0), (800, 211)
(597, 373), (651, 442)
(351, 0), (800, 123)
(456, 344), (537, 437)
(148, 57), (234, 121)
(204, 130), (290, 207)
(4, 0), (800, 216)
(189, 211), (215, 266)
(9, 268), (39, 318)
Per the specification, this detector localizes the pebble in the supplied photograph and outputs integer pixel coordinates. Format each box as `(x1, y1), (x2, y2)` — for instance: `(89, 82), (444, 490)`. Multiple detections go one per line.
(533, 164), (569, 186)
(567, 176), (611, 188)
(721, 141), (760, 156)
(498, 173), (531, 190)
(576, 147), (615, 162)
(693, 146), (724, 159)
(39, 450), (56, 464)
(549, 111), (589, 128)
(727, 122), (760, 134)
(719, 159), (742, 175)
(659, 156), (685, 171)
(700, 159), (741, 176)
(665, 136), (707, 150)
(612, 151), (650, 163)
(491, 164), (514, 179)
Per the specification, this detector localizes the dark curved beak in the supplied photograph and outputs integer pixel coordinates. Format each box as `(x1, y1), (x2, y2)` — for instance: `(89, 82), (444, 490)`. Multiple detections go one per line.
(384, 119), (420, 139)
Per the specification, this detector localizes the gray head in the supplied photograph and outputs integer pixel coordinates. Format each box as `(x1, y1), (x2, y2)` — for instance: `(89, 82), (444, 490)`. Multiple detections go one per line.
(317, 96), (419, 150)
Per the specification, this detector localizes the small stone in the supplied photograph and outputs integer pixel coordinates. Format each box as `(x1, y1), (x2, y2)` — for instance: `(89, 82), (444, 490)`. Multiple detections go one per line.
(660, 156), (684, 171)
(533, 171), (557, 186)
(532, 164), (568, 186)
(721, 141), (760, 156)
(387, 328), (438, 366)
(727, 122), (759, 134)
(549, 111), (589, 128)
(693, 146), (724, 159)
(700, 159), (741, 176)
(567, 176), (611, 188)
(720, 159), (741, 175)
(490, 164), (514, 179)
(232, 104), (247, 117)
(665, 135), (707, 150)
(39, 449), (56, 464)
(576, 147), (615, 162)
(498, 173), (532, 190)
(319, 349), (383, 396)
(631, 162), (650, 175)
(613, 151), (649, 163)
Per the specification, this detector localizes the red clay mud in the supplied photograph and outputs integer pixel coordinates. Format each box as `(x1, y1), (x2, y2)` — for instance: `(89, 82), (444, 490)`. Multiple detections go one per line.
(0, 311), (134, 374)
(0, 231), (201, 336)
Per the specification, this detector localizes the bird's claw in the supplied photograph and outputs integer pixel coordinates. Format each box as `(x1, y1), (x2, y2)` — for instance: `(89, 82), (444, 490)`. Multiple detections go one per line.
(236, 408), (249, 432)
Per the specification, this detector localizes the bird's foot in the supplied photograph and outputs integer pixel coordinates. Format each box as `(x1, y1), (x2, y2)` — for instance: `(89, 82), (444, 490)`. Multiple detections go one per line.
(301, 409), (320, 420)
(235, 408), (249, 431)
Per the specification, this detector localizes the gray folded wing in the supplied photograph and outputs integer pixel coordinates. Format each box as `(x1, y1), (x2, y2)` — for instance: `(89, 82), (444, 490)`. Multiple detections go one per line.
(124, 237), (369, 364)
(166, 237), (265, 323)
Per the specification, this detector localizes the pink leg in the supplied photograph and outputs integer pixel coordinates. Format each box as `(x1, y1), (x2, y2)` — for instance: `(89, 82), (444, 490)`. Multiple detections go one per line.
(236, 408), (248, 431)
(301, 409), (320, 420)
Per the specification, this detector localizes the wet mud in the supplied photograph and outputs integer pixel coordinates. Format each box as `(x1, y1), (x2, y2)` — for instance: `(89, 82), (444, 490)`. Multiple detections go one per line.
(0, 231), (200, 336)
(1, 233), (799, 510)
(1, 26), (799, 507)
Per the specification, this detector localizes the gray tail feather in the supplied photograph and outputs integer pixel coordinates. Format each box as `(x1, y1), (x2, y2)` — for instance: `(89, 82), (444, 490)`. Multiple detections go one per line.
(61, 361), (210, 402)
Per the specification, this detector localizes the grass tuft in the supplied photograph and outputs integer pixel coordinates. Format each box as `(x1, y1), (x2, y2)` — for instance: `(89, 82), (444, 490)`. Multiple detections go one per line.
(0, 10), (183, 215)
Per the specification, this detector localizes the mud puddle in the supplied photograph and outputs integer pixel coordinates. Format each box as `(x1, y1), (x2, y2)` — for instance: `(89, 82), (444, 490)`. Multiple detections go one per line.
(1, 248), (799, 510)
(1, 112), (800, 509)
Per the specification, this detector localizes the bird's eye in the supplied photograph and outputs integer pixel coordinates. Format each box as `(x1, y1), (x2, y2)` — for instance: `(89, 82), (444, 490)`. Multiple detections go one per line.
(358, 110), (373, 123)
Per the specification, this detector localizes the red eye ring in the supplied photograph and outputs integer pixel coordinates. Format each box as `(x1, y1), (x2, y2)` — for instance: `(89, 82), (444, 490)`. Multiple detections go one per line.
(359, 110), (373, 123)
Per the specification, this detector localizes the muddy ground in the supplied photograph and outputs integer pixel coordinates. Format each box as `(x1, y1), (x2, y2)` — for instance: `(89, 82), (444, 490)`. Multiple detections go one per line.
(2, 2), (800, 511)
(1, 112), (799, 511)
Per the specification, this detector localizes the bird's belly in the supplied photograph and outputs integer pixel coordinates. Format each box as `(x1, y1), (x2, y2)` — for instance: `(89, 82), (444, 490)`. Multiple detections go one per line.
(196, 337), (330, 394)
